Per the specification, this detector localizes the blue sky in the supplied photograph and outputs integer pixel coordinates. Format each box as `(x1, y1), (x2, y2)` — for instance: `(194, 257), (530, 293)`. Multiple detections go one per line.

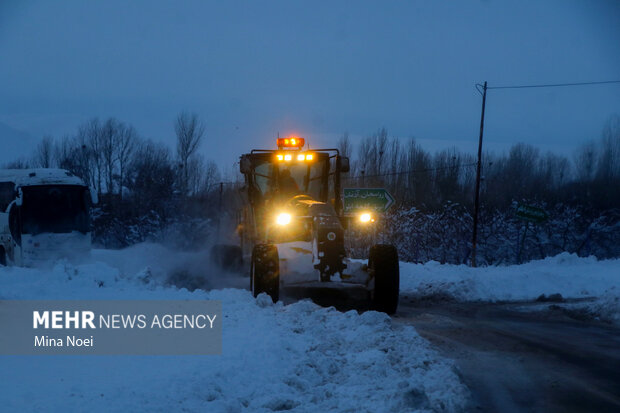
(1, 0), (619, 170)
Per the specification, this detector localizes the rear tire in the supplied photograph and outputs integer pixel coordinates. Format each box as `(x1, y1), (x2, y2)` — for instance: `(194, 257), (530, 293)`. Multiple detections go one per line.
(251, 244), (279, 303)
(369, 244), (399, 314)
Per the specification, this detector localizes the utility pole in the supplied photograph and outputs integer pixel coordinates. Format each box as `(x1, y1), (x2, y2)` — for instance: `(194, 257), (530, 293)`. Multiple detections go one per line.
(471, 81), (487, 267)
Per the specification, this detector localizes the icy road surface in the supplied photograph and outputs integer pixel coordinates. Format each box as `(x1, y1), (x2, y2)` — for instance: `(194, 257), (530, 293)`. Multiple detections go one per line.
(394, 253), (620, 412)
(396, 299), (620, 413)
(0, 246), (467, 413)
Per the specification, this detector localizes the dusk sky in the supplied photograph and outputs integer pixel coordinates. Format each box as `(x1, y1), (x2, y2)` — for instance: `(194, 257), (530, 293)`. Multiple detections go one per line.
(1, 0), (619, 172)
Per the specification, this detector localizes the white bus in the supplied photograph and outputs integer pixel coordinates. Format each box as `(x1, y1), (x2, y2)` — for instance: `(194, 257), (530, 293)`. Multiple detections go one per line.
(0, 169), (97, 266)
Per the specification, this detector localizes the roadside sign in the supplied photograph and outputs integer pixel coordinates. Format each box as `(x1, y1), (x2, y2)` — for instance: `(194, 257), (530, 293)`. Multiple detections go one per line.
(343, 188), (395, 214)
(515, 204), (548, 223)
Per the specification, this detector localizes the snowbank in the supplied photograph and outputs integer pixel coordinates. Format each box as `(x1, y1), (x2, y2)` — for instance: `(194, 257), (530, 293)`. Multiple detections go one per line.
(400, 253), (620, 323)
(400, 253), (619, 302)
(588, 287), (620, 324)
(0, 252), (467, 412)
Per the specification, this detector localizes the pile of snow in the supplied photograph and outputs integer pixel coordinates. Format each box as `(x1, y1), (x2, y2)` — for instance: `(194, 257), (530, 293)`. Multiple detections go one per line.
(400, 253), (619, 302)
(400, 253), (620, 323)
(92, 242), (248, 291)
(588, 287), (620, 324)
(0, 251), (468, 412)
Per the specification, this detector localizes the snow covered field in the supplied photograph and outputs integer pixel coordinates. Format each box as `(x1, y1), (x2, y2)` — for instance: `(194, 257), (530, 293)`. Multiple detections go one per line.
(0, 245), (468, 412)
(400, 253), (620, 323)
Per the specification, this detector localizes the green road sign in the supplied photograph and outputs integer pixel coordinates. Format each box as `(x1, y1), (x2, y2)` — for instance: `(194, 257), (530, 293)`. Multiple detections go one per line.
(515, 203), (549, 223)
(343, 188), (395, 214)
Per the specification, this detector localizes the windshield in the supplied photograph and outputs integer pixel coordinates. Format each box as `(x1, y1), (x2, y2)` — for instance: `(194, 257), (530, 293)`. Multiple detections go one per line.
(0, 181), (15, 212)
(21, 185), (90, 235)
(252, 156), (329, 201)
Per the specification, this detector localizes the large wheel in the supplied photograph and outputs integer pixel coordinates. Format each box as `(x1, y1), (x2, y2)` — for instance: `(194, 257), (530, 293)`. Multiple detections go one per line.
(369, 244), (399, 314)
(210, 244), (243, 272)
(251, 244), (279, 303)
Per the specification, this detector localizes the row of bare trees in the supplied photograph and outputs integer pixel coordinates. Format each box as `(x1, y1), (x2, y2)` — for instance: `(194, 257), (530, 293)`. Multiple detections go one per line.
(338, 115), (620, 211)
(10, 112), (220, 201)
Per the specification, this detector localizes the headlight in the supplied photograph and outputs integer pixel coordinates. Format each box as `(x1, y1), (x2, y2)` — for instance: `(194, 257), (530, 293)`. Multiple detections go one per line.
(276, 212), (292, 226)
(359, 212), (373, 223)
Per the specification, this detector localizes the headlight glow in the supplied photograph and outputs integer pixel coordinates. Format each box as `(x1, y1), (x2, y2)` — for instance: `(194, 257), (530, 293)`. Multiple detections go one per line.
(359, 213), (372, 223)
(276, 212), (292, 226)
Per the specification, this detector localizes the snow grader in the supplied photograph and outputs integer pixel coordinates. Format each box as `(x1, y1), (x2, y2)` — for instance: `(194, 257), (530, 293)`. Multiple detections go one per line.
(234, 136), (399, 314)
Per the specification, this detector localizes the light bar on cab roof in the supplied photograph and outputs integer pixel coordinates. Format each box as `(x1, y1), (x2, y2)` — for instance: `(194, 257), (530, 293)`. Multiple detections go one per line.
(275, 152), (315, 162)
(277, 136), (305, 149)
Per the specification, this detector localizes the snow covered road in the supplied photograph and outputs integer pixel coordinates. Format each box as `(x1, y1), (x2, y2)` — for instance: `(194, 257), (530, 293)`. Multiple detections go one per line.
(0, 248), (467, 412)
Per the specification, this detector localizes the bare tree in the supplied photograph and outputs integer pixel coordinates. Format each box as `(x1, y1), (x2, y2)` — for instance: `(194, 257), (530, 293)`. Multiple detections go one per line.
(204, 159), (220, 192)
(175, 111), (205, 194)
(357, 137), (373, 185)
(186, 155), (205, 196)
(116, 123), (137, 198)
(48, 133), (92, 188)
(71, 132), (93, 188)
(101, 118), (120, 195)
(33, 135), (54, 168)
(598, 114), (620, 181)
(127, 140), (175, 215)
(81, 118), (104, 197)
(405, 139), (432, 206)
(373, 128), (389, 176)
(574, 140), (597, 182)
(338, 132), (353, 158)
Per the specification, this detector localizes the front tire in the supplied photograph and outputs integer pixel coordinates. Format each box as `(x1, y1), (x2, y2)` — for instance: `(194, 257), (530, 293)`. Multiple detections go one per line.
(369, 244), (399, 314)
(251, 244), (279, 303)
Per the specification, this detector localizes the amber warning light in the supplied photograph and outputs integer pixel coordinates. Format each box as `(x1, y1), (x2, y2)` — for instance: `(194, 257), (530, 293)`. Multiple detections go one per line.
(276, 152), (313, 162)
(277, 136), (305, 149)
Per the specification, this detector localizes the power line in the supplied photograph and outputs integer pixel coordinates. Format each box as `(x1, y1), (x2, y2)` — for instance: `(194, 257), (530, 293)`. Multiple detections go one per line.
(486, 80), (620, 90)
(342, 162), (478, 181)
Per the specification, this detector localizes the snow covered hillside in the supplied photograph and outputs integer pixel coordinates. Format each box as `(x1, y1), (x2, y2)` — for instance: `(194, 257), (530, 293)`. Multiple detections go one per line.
(0, 247), (468, 413)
